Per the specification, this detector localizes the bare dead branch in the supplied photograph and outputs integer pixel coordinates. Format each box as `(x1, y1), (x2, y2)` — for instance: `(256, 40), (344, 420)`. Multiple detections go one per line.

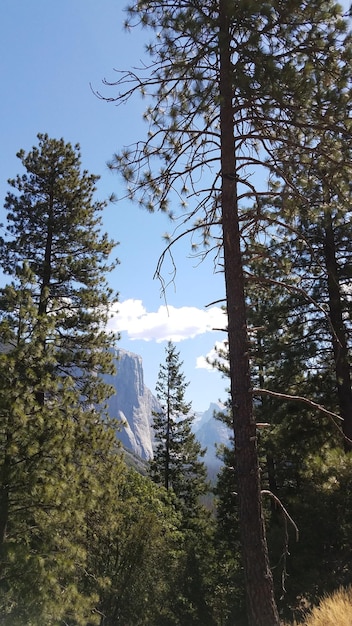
(252, 387), (343, 421)
(262, 490), (299, 542)
(262, 489), (298, 597)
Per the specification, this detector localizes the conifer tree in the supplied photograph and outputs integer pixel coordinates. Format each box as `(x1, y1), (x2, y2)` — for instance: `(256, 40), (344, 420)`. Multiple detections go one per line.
(212, 256), (345, 618)
(150, 341), (216, 624)
(103, 3), (350, 623)
(0, 135), (122, 624)
(261, 87), (352, 448)
(1, 133), (118, 404)
(150, 341), (207, 517)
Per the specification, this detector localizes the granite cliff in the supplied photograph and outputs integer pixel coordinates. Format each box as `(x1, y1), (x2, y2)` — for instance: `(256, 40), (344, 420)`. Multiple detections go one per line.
(104, 348), (231, 469)
(104, 348), (160, 460)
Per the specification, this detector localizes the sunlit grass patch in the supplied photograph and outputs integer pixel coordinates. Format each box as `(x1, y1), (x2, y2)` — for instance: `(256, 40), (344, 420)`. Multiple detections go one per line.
(284, 587), (352, 626)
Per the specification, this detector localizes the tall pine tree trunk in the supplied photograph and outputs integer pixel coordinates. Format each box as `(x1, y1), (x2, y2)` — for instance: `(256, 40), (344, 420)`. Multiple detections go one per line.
(323, 209), (352, 450)
(38, 184), (54, 318)
(37, 183), (54, 407)
(0, 434), (11, 551)
(219, 2), (279, 624)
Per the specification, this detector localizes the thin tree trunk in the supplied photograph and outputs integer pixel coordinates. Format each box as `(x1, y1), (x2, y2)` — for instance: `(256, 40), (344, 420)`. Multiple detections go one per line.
(323, 210), (352, 449)
(165, 367), (171, 490)
(218, 2), (279, 624)
(38, 184), (54, 317)
(0, 472), (10, 551)
(0, 428), (12, 553)
(36, 183), (54, 407)
(257, 335), (279, 519)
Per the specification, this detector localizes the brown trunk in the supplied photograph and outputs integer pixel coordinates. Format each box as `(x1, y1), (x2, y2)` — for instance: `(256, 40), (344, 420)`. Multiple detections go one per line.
(36, 183), (54, 406)
(323, 210), (352, 449)
(0, 476), (10, 551)
(165, 374), (171, 491)
(38, 184), (54, 317)
(218, 2), (279, 624)
(0, 429), (12, 553)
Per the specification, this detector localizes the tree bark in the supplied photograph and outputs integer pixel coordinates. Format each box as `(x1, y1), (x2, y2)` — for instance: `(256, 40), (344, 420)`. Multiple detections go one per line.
(323, 209), (352, 450)
(36, 181), (54, 407)
(0, 427), (12, 554)
(38, 183), (54, 318)
(218, 2), (280, 624)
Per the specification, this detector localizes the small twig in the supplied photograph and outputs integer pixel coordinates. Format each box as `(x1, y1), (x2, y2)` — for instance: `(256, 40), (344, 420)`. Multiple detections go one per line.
(262, 489), (298, 597)
(205, 298), (227, 307)
(261, 490), (299, 542)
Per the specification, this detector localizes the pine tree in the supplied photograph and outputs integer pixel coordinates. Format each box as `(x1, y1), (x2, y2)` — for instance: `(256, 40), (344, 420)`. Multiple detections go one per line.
(150, 341), (216, 624)
(212, 252), (345, 618)
(0, 135), (122, 624)
(262, 93), (352, 448)
(103, 3), (350, 623)
(1, 133), (118, 405)
(150, 341), (207, 516)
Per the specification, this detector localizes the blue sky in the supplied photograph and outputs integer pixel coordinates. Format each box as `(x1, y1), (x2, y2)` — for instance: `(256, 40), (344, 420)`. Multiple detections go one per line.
(0, 0), (229, 411)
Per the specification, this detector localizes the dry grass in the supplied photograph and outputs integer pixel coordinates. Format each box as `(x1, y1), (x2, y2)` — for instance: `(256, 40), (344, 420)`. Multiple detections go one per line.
(284, 586), (352, 626)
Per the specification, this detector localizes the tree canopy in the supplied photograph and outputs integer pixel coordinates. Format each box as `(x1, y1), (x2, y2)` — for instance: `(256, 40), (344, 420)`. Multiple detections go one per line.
(102, 2), (352, 623)
(0, 135), (122, 624)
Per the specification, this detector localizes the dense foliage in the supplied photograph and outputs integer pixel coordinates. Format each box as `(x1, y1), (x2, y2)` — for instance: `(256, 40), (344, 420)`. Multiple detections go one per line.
(150, 341), (208, 512)
(150, 342), (217, 625)
(1, 1), (352, 623)
(0, 135), (122, 624)
(98, 1), (352, 624)
(102, 2), (352, 623)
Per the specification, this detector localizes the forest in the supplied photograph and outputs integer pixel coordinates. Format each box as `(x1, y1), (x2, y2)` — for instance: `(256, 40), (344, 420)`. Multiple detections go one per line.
(1, 1), (352, 625)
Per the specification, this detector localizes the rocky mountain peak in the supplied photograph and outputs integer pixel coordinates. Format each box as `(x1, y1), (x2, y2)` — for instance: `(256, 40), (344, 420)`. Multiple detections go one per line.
(103, 348), (231, 471)
(104, 348), (160, 460)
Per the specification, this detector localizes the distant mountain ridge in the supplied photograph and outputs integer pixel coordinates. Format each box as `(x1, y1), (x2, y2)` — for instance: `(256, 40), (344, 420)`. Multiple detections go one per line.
(0, 343), (156, 459)
(0, 342), (230, 468)
(193, 402), (231, 475)
(104, 348), (231, 469)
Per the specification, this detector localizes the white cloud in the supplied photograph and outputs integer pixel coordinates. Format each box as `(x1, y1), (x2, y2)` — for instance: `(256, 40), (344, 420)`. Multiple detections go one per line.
(108, 299), (227, 343)
(196, 355), (214, 371)
(196, 340), (228, 371)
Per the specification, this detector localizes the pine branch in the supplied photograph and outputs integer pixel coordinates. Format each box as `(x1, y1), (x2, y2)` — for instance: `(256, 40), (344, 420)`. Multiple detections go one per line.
(252, 387), (343, 421)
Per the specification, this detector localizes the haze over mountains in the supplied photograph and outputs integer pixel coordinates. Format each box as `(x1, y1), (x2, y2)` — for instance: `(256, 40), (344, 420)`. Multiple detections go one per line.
(104, 348), (231, 471)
